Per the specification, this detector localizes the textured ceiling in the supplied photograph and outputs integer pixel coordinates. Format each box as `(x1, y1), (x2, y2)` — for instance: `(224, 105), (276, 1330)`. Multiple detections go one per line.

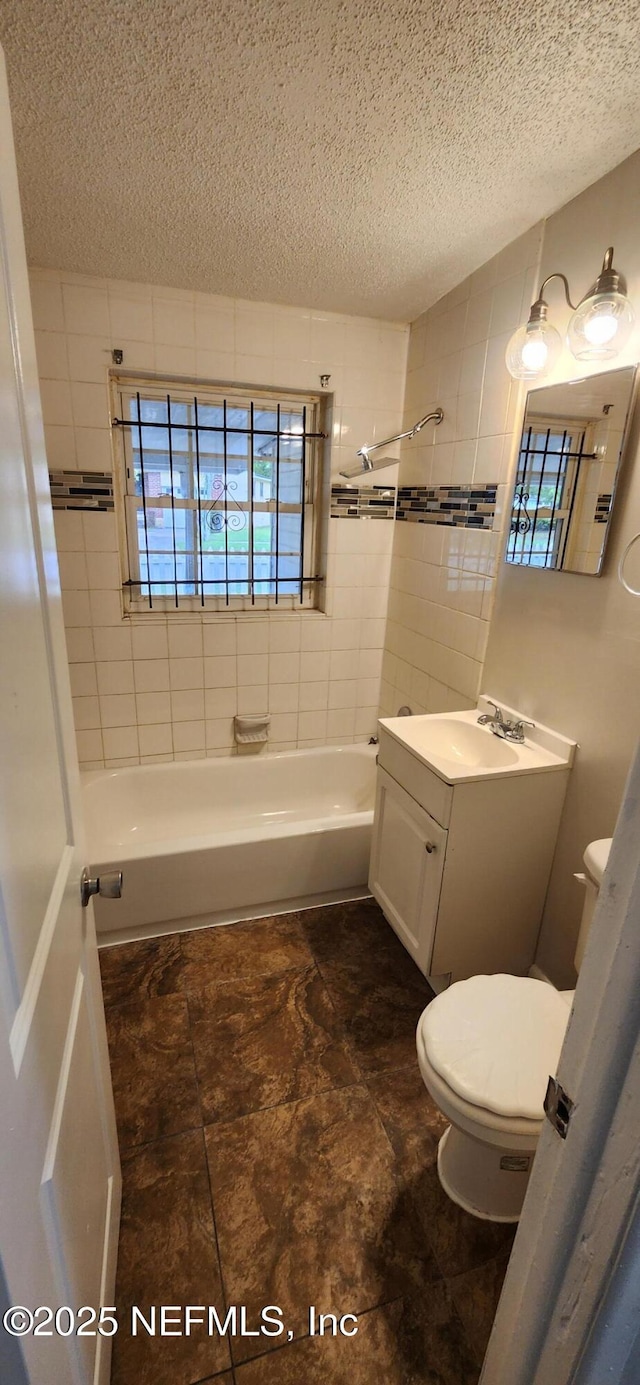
(3, 0), (640, 321)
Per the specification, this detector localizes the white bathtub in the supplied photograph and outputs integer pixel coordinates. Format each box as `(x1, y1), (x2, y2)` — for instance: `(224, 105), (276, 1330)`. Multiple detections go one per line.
(83, 743), (376, 942)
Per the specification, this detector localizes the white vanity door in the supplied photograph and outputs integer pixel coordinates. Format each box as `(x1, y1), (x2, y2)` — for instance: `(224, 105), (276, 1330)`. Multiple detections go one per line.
(369, 766), (447, 976)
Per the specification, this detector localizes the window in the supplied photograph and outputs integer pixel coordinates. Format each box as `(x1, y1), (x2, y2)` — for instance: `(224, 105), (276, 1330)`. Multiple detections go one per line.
(507, 416), (589, 569)
(112, 377), (325, 612)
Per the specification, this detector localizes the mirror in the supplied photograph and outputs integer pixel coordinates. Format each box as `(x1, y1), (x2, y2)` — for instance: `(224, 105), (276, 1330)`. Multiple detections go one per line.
(506, 365), (637, 574)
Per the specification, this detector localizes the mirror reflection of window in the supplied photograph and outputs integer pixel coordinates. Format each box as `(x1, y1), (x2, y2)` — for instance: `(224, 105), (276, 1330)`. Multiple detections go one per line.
(506, 366), (636, 576)
(509, 419), (589, 569)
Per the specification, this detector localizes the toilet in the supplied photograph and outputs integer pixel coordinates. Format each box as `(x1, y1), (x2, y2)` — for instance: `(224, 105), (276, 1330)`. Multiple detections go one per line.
(416, 837), (612, 1223)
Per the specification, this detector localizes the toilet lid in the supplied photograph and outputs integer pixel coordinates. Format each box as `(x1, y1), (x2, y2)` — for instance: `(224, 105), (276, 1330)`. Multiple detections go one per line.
(583, 838), (612, 887)
(420, 975), (571, 1120)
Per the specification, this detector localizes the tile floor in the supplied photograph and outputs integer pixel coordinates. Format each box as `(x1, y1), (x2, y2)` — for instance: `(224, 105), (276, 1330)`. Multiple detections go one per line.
(99, 898), (514, 1385)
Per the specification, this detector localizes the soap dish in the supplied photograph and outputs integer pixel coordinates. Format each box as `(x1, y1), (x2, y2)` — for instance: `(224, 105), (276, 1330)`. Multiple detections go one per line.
(234, 714), (270, 745)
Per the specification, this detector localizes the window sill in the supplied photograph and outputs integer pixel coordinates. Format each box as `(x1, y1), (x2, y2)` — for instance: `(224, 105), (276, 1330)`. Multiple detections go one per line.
(125, 608), (329, 625)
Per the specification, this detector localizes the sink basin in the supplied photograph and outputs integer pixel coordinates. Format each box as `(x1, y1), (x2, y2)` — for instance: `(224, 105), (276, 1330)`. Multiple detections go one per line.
(412, 717), (519, 769)
(378, 701), (576, 784)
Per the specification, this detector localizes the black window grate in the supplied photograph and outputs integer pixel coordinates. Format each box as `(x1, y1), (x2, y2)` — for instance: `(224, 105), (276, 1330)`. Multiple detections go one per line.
(507, 423), (595, 569)
(113, 385), (325, 610)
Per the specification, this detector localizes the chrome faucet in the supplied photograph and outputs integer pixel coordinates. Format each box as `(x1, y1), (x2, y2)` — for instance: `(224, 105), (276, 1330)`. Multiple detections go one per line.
(477, 701), (506, 733)
(477, 702), (535, 743)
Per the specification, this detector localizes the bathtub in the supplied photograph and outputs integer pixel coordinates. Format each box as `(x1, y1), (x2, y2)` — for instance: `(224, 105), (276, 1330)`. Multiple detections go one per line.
(83, 743), (376, 943)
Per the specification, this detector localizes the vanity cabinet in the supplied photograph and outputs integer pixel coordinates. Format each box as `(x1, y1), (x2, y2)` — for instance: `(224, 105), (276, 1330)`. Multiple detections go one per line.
(369, 721), (572, 987)
(369, 767), (447, 975)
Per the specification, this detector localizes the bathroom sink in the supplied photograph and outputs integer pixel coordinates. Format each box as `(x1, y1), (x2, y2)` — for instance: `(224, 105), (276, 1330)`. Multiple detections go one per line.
(411, 717), (519, 770)
(378, 699), (576, 784)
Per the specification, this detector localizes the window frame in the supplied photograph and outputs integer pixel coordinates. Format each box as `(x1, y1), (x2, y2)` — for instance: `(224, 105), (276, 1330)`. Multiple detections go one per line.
(110, 374), (325, 615)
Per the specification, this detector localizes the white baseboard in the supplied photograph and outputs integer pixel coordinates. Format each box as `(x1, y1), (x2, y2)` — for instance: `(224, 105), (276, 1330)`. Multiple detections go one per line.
(97, 886), (373, 947)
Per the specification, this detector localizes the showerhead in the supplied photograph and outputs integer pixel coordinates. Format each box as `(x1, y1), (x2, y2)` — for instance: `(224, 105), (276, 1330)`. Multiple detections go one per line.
(339, 407), (443, 479)
(338, 453), (400, 479)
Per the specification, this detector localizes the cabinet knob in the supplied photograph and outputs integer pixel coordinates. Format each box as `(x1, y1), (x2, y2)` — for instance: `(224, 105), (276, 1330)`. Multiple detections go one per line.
(425, 842), (436, 854)
(81, 868), (123, 908)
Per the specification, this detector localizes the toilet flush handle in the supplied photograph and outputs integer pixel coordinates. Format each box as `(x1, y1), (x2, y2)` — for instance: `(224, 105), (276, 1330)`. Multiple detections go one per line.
(425, 842), (437, 854)
(574, 871), (597, 894)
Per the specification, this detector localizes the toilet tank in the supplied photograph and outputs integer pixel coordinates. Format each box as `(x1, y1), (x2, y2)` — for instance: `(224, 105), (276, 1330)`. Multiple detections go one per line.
(575, 837), (613, 972)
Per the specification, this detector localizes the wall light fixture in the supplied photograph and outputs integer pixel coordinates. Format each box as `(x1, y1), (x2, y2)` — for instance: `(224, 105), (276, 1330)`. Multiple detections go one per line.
(506, 247), (635, 381)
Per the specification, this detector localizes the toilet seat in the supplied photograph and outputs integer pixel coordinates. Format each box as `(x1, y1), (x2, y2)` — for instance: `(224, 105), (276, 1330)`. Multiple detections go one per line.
(418, 975), (571, 1122)
(416, 1038), (544, 1150)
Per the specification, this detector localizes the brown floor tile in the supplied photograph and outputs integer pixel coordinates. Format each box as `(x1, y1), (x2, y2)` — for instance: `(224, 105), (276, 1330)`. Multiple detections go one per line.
(302, 900), (433, 1074)
(234, 1284), (479, 1384)
(410, 1161), (516, 1281)
(367, 1065), (448, 1178)
(111, 1130), (231, 1385)
(188, 966), (358, 1123)
(448, 1249), (512, 1368)
(301, 898), (407, 970)
(99, 935), (183, 1007)
(365, 1067), (511, 1309)
(106, 995), (201, 1149)
(103, 903), (504, 1383)
(179, 914), (314, 989)
(398, 1284), (481, 1384)
(205, 1084), (441, 1366)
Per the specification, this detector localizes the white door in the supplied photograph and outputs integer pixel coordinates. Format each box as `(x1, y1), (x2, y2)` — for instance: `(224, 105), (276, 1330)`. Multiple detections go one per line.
(0, 47), (121, 1385)
(481, 742), (640, 1385)
(369, 766), (447, 976)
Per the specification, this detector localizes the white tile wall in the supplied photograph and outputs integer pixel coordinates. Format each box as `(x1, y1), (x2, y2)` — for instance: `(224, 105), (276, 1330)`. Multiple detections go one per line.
(482, 149), (640, 987)
(36, 269), (408, 767)
(380, 224), (543, 719)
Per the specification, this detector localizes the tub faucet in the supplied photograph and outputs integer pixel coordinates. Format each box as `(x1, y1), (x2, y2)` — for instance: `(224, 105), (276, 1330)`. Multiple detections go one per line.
(477, 702), (535, 743)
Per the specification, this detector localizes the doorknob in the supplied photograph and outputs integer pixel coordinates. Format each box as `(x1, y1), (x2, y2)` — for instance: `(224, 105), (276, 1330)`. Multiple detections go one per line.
(81, 868), (123, 908)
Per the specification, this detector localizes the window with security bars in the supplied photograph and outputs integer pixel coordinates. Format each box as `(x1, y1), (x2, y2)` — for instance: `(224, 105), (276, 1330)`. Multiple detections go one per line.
(112, 378), (325, 612)
(507, 416), (589, 569)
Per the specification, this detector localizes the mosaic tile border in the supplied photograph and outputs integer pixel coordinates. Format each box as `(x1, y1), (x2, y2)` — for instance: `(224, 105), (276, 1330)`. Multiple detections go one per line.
(330, 484), (396, 519)
(396, 483), (498, 529)
(51, 474), (496, 525)
(50, 470), (114, 511)
(595, 493), (612, 524)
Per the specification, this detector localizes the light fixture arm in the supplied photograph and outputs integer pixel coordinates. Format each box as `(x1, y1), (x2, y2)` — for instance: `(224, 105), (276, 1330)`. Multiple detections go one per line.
(533, 271), (578, 315)
(580, 246), (627, 302)
(529, 249), (623, 323)
(506, 246), (634, 381)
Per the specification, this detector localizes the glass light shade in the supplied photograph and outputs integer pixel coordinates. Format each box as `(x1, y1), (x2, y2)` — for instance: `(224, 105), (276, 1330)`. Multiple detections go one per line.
(505, 319), (562, 380)
(567, 291), (635, 361)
